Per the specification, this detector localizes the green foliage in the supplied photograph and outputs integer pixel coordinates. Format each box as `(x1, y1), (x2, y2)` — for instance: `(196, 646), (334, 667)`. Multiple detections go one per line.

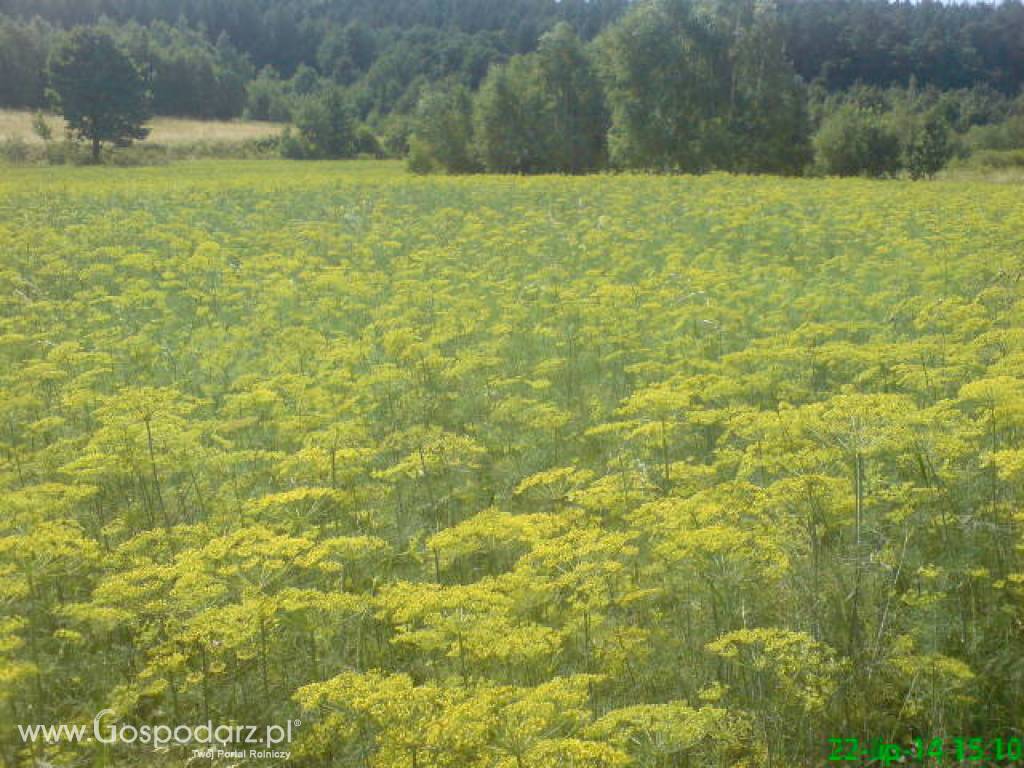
(411, 83), (480, 174)
(777, 0), (1024, 93)
(724, 3), (813, 174)
(0, 135), (33, 164)
(317, 21), (377, 84)
(598, 0), (724, 171)
(30, 111), (52, 142)
(3, 0), (1024, 161)
(120, 24), (252, 120)
(0, 16), (52, 109)
(597, 0), (810, 174)
(533, 22), (608, 174)
(813, 104), (902, 177)
(292, 87), (357, 159)
(406, 134), (437, 174)
(244, 66), (295, 122)
(467, 23), (607, 176)
(474, 56), (555, 174)
(957, 148), (1024, 173)
(354, 125), (383, 158)
(965, 113), (1024, 153)
(4, 1), (1024, 175)
(905, 112), (955, 180)
(47, 28), (151, 162)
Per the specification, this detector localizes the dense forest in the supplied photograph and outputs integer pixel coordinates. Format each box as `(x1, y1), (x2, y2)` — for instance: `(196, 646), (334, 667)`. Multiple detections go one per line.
(3, 0), (1024, 101)
(2, 0), (1024, 176)
(1, 0), (626, 119)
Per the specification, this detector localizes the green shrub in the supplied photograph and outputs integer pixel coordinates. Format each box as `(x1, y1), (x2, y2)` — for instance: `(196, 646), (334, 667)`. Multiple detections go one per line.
(960, 149), (1024, 170)
(406, 135), (437, 174)
(279, 126), (313, 159)
(354, 125), (383, 158)
(107, 144), (171, 166)
(31, 112), (53, 142)
(0, 136), (33, 164)
(965, 114), (1024, 152)
(380, 115), (413, 158)
(905, 112), (955, 179)
(245, 67), (294, 122)
(291, 88), (357, 159)
(814, 105), (902, 177)
(413, 83), (480, 174)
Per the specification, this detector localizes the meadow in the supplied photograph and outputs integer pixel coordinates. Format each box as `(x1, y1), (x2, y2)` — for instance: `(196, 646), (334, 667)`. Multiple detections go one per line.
(1, 161), (1023, 767)
(0, 110), (284, 165)
(0, 109), (283, 145)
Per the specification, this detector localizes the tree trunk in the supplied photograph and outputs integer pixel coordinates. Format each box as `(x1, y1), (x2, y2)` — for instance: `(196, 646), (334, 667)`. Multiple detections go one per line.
(91, 136), (101, 163)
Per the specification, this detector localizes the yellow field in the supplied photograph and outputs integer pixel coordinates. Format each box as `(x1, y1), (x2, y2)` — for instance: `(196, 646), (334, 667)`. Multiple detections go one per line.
(0, 108), (284, 145)
(2, 162), (1023, 767)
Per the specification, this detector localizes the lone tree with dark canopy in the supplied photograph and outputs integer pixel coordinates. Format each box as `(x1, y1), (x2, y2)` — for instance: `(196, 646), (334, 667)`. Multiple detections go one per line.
(47, 29), (150, 162)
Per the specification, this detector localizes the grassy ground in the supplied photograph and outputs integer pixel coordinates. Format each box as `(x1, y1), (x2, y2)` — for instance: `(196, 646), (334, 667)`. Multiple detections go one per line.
(941, 167), (1024, 183)
(0, 109), (284, 145)
(0, 158), (406, 189)
(940, 148), (1024, 184)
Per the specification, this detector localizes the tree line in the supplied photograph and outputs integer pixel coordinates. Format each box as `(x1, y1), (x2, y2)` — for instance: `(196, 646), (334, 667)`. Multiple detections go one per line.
(3, 0), (1024, 97)
(408, 5), (813, 176)
(406, 0), (1024, 177)
(4, 0), (1024, 175)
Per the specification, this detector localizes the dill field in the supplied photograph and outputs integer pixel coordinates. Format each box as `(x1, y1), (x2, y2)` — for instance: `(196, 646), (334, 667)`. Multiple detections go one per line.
(2, 160), (1024, 767)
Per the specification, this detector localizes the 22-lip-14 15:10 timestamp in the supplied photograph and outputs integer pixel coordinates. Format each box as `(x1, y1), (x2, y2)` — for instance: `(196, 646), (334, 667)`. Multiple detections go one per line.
(828, 736), (1024, 764)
